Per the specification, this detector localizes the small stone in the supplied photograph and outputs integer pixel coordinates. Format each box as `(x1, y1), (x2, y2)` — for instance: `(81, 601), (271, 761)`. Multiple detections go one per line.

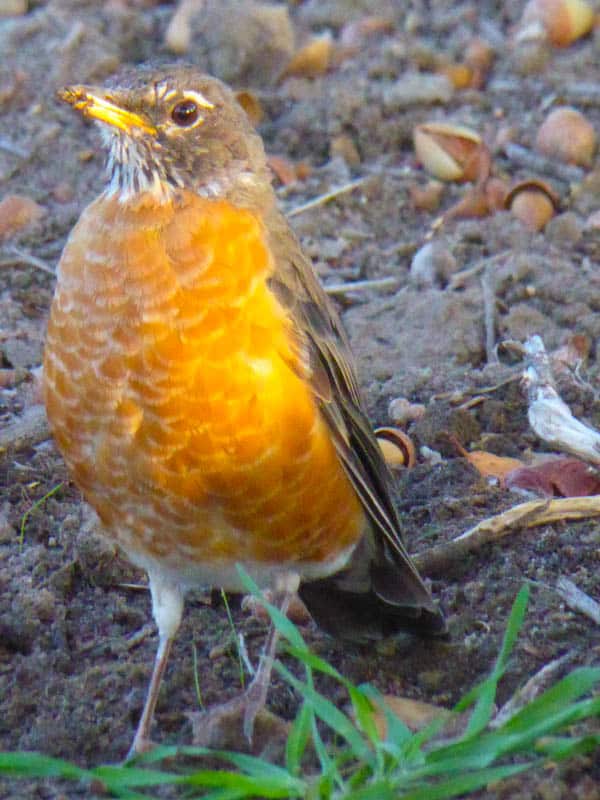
(388, 397), (426, 426)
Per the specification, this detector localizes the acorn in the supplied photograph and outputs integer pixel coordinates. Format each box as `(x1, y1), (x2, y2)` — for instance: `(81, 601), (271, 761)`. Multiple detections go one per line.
(536, 106), (596, 167)
(504, 179), (559, 231)
(375, 427), (417, 469)
(413, 122), (488, 182)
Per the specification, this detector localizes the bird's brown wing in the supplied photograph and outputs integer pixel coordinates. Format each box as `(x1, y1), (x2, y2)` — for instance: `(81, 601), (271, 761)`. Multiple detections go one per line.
(264, 207), (445, 640)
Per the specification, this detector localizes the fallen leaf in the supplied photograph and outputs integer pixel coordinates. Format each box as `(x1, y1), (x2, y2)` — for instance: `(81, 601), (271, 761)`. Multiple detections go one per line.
(505, 457), (600, 498)
(466, 450), (525, 479)
(450, 434), (523, 479)
(371, 695), (447, 739)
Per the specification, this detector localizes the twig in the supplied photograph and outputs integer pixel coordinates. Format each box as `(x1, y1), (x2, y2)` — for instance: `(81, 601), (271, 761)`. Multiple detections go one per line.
(553, 82), (600, 107)
(0, 137), (30, 159)
(0, 405), (49, 454)
(324, 277), (398, 295)
(287, 178), (366, 218)
(414, 496), (600, 575)
(491, 655), (571, 729)
(501, 142), (584, 185)
(555, 576), (600, 625)
(523, 335), (600, 464)
(481, 268), (498, 365)
(3, 245), (56, 276)
(447, 251), (510, 291)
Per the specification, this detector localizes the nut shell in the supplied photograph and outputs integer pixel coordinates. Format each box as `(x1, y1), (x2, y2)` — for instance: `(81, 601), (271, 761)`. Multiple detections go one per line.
(375, 427), (417, 469)
(504, 179), (559, 231)
(413, 122), (487, 183)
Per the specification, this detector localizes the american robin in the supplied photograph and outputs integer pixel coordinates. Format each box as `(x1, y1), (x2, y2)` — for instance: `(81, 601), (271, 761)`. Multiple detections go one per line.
(45, 65), (445, 756)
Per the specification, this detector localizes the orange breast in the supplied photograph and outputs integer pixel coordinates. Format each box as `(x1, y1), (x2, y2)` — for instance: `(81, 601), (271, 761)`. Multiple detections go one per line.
(44, 190), (365, 578)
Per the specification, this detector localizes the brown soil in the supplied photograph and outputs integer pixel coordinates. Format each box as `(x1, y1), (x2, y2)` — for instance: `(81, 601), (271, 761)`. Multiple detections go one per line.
(1, 1), (599, 798)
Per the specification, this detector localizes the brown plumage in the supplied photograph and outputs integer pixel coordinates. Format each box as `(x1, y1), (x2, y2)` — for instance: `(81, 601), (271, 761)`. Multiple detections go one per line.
(45, 65), (445, 755)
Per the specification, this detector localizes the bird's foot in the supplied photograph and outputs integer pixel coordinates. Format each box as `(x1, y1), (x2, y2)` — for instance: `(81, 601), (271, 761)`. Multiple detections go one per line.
(125, 733), (159, 762)
(188, 688), (289, 753)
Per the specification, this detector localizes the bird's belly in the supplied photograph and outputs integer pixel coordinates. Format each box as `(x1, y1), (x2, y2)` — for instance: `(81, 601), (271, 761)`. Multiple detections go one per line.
(44, 192), (366, 583)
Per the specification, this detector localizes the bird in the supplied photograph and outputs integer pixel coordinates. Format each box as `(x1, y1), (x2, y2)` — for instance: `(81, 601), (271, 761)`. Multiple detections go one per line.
(44, 65), (445, 757)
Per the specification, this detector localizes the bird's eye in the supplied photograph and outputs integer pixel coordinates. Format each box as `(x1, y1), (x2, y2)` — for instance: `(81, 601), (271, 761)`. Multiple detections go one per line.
(171, 100), (200, 127)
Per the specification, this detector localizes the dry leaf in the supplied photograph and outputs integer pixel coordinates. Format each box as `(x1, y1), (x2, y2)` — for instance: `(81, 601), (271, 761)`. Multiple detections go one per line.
(371, 695), (447, 739)
(465, 450), (524, 479)
(279, 34), (333, 80)
(505, 457), (600, 497)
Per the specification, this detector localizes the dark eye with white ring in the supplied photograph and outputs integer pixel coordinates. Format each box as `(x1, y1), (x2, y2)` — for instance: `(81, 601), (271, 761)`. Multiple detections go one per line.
(171, 100), (200, 127)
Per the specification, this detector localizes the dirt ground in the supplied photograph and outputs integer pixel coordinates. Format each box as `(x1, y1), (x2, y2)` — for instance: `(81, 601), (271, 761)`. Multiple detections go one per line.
(1, 0), (600, 797)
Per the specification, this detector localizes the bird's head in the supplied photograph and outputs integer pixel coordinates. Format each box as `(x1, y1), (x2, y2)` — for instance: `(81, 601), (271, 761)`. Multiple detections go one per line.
(59, 66), (269, 204)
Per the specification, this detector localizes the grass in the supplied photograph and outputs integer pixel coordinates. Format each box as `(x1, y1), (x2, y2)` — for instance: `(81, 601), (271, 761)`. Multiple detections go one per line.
(1, 581), (599, 799)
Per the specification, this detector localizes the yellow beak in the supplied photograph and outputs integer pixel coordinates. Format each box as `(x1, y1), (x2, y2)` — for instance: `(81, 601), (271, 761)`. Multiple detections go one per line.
(59, 86), (157, 136)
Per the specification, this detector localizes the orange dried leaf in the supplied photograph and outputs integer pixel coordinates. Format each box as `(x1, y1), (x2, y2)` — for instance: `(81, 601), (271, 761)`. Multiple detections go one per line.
(280, 34), (333, 80)
(465, 451), (524, 479)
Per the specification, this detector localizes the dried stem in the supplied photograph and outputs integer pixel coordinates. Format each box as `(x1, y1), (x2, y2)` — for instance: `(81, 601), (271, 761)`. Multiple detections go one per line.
(414, 496), (600, 575)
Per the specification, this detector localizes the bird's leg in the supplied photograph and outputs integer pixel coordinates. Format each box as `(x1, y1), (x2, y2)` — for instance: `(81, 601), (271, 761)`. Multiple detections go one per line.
(127, 573), (184, 759)
(192, 575), (299, 749)
(128, 633), (174, 758)
(242, 591), (291, 741)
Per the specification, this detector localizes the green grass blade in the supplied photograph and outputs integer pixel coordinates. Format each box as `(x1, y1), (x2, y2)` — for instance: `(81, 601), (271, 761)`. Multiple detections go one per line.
(93, 764), (185, 788)
(285, 702), (312, 775)
(398, 762), (531, 800)
(236, 567), (308, 652)
(183, 769), (303, 797)
(275, 660), (373, 764)
(502, 667), (600, 733)
(0, 752), (88, 780)
(535, 734), (600, 760)
(462, 585), (529, 736)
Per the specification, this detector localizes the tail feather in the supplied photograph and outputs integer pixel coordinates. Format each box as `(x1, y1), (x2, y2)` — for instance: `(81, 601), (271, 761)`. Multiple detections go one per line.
(299, 537), (447, 642)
